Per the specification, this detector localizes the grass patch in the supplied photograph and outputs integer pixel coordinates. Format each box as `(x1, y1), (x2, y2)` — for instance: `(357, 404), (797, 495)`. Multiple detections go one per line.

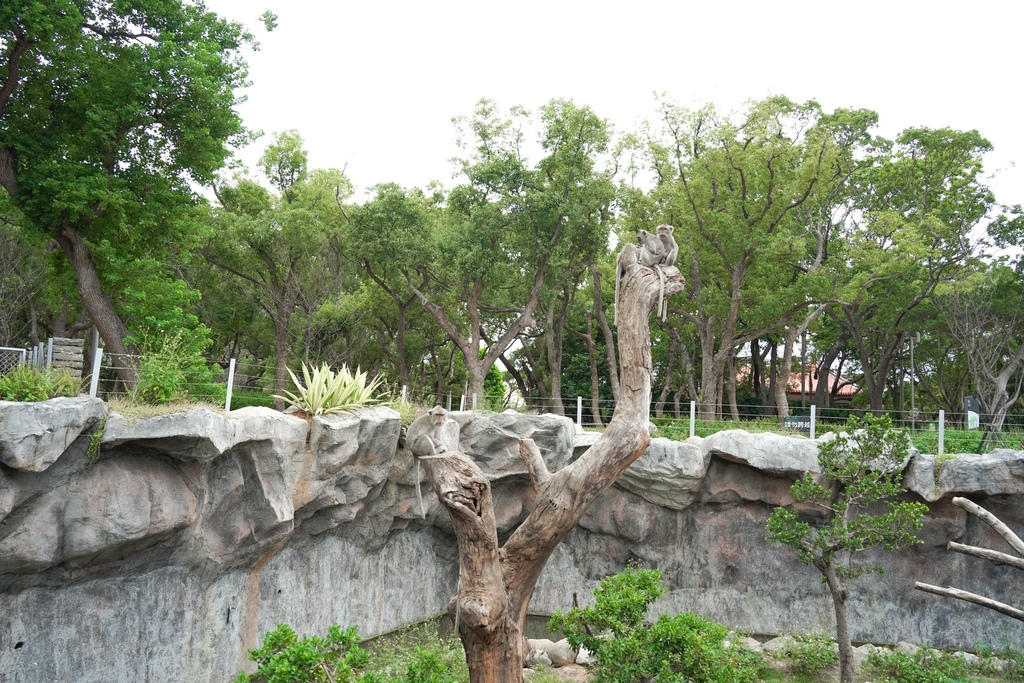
(107, 396), (224, 420)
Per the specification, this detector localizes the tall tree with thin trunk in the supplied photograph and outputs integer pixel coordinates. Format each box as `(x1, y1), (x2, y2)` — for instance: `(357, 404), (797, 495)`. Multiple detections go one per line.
(418, 253), (684, 682)
(403, 99), (614, 400)
(767, 415), (927, 683)
(631, 97), (876, 418)
(0, 0), (257, 383)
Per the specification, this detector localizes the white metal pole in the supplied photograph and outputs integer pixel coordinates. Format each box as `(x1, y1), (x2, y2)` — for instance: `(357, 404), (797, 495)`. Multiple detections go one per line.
(690, 400), (696, 439)
(89, 350), (103, 398)
(401, 385), (407, 404)
(459, 395), (466, 411)
(46, 338), (53, 369)
(225, 358), (236, 412)
(577, 395), (583, 427)
(472, 393), (477, 411)
(810, 404), (817, 440)
(938, 409), (945, 456)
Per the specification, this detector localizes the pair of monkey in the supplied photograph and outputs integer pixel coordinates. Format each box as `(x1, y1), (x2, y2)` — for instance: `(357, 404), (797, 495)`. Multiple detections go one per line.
(615, 224), (678, 324)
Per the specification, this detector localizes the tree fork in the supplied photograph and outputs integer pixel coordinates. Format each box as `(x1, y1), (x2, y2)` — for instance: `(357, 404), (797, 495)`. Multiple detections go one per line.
(420, 258), (683, 682)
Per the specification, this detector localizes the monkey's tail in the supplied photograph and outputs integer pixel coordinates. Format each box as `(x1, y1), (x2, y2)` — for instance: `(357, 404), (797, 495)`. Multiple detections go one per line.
(415, 458), (425, 519)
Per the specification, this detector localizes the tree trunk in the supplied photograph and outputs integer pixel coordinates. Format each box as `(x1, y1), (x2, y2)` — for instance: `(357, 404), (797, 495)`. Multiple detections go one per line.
(818, 560), (854, 683)
(273, 299), (292, 411)
(727, 350), (739, 420)
(53, 224), (138, 386)
(590, 265), (620, 402)
(776, 326), (799, 427)
(420, 258), (683, 682)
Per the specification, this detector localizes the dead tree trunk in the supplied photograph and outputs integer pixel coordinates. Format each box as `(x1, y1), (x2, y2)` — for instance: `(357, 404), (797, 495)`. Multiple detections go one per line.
(915, 496), (1024, 622)
(421, 257), (684, 683)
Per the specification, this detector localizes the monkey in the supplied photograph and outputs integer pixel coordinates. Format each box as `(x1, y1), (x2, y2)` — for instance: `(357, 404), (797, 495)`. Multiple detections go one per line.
(407, 405), (454, 519)
(408, 405), (451, 457)
(637, 229), (665, 267)
(637, 228), (670, 321)
(656, 224), (678, 268)
(655, 224), (678, 320)
(614, 242), (639, 326)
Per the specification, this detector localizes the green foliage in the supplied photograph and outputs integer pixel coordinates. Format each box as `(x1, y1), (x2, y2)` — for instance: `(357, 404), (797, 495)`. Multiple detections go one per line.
(0, 365), (79, 402)
(766, 414), (928, 577)
(549, 566), (762, 683)
(128, 332), (218, 406)
(237, 623), (464, 683)
(274, 363), (384, 416)
(235, 623), (379, 683)
(865, 648), (974, 683)
(86, 415), (107, 466)
(778, 633), (838, 678)
(364, 622), (467, 683)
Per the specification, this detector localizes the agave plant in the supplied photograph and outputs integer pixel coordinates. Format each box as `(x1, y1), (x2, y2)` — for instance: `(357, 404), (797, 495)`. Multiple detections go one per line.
(273, 363), (384, 416)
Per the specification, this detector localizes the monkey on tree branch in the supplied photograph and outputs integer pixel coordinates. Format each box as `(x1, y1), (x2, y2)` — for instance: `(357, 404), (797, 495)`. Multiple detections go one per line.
(410, 241), (684, 683)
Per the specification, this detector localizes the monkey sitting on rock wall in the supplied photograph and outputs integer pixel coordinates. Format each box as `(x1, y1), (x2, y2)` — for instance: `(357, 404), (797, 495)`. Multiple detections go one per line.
(406, 405), (456, 519)
(408, 405), (452, 457)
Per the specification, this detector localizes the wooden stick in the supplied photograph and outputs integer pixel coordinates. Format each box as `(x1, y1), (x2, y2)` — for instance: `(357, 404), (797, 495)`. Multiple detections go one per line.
(952, 496), (1024, 557)
(947, 541), (1024, 571)
(914, 582), (1024, 622)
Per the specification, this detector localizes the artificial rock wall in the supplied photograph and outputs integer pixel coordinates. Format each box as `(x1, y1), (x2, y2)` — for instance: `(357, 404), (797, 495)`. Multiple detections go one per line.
(1, 398), (1022, 682)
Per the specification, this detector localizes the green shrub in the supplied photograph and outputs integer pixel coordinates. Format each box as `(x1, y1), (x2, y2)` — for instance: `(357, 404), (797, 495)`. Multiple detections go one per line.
(274, 363), (384, 416)
(866, 648), (973, 683)
(229, 388), (276, 410)
(0, 365), (79, 401)
(236, 623), (380, 683)
(549, 566), (762, 683)
(782, 633), (837, 678)
(237, 623), (464, 683)
(129, 331), (218, 405)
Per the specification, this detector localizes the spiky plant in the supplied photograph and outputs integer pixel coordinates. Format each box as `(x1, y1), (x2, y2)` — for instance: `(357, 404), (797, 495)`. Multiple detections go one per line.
(274, 363), (384, 416)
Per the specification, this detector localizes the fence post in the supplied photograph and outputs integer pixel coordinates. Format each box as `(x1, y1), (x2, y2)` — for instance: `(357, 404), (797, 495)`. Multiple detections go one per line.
(577, 396), (583, 428)
(689, 400), (696, 439)
(446, 393), (452, 412)
(46, 338), (53, 369)
(472, 393), (478, 411)
(401, 385), (407, 405)
(810, 404), (817, 440)
(459, 395), (466, 411)
(938, 409), (945, 456)
(88, 349), (103, 398)
(225, 358), (236, 412)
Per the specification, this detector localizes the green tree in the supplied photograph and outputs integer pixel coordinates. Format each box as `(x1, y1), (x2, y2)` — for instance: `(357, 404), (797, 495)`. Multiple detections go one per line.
(1, 0), (255, 383)
(205, 133), (351, 405)
(345, 184), (442, 391)
(828, 127), (994, 412)
(937, 263), (1024, 437)
(404, 99), (614, 400)
(631, 96), (876, 419)
(766, 414), (927, 683)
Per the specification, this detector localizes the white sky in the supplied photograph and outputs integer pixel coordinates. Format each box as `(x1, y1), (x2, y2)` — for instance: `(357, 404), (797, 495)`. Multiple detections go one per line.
(204, 0), (1024, 217)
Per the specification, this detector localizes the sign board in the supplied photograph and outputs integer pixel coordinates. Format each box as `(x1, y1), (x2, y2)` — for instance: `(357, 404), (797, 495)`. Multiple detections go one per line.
(784, 416), (812, 433)
(964, 395), (981, 430)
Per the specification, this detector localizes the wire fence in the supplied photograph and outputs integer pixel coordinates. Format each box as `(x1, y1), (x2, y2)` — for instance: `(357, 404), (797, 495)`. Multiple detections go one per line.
(5, 340), (1020, 455)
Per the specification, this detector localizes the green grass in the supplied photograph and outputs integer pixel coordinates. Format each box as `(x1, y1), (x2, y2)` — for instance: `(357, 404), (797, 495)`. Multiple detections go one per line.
(653, 416), (1023, 455)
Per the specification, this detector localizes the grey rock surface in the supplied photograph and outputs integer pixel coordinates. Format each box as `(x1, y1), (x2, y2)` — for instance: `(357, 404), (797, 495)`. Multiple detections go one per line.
(905, 450), (1024, 501)
(701, 429), (821, 475)
(2, 401), (1023, 683)
(616, 438), (709, 510)
(0, 396), (106, 472)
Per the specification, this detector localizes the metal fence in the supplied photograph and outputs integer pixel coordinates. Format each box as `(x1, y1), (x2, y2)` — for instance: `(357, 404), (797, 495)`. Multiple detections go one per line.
(6, 340), (1020, 455)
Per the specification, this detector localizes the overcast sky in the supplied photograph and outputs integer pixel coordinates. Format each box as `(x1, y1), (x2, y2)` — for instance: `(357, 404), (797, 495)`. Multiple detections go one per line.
(204, 0), (1024, 217)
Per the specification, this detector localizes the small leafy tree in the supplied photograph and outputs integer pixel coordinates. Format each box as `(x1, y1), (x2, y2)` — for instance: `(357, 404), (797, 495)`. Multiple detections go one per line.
(549, 566), (761, 683)
(766, 414), (928, 683)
